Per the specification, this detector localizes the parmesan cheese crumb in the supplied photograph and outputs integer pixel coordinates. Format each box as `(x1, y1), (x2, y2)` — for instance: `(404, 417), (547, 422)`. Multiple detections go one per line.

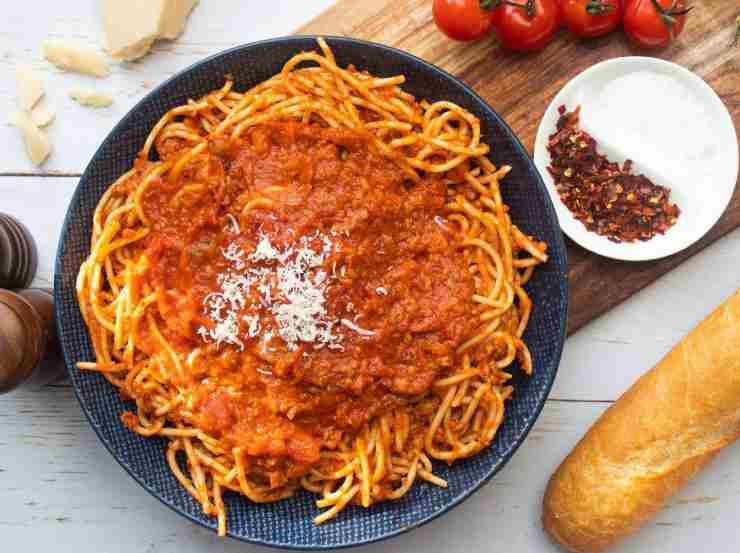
(340, 319), (376, 337)
(221, 242), (246, 270)
(70, 88), (114, 108)
(249, 233), (281, 263)
(31, 104), (55, 127)
(244, 315), (261, 338)
(43, 39), (110, 77)
(9, 110), (51, 166)
(198, 311), (244, 350)
(16, 65), (44, 111)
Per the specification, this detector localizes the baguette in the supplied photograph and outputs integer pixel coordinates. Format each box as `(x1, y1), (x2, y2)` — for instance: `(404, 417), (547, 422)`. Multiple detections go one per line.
(543, 289), (740, 553)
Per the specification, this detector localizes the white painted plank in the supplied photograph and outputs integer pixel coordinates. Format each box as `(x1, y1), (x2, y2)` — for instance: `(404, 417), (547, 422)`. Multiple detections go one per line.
(0, 176), (77, 288)
(1, 388), (738, 553)
(0, 0), (336, 174)
(551, 227), (740, 402)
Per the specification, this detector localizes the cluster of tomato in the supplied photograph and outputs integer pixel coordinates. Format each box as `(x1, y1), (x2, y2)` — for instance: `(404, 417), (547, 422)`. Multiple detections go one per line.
(433, 0), (691, 50)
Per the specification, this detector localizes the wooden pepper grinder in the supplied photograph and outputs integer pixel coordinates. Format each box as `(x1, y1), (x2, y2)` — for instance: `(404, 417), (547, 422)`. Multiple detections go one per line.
(0, 214), (63, 393)
(0, 213), (38, 289)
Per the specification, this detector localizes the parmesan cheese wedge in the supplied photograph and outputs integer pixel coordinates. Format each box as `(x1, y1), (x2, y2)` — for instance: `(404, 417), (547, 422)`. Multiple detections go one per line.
(157, 0), (200, 39)
(69, 88), (113, 108)
(16, 65), (44, 111)
(30, 104), (55, 127)
(42, 39), (110, 77)
(102, 0), (199, 62)
(9, 110), (51, 166)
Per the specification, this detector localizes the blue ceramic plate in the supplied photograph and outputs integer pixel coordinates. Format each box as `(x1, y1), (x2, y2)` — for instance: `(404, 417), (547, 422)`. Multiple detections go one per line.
(54, 36), (568, 549)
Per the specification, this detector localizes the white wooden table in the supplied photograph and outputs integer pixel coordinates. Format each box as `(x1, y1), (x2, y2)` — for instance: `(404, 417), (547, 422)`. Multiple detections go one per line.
(1, 2), (739, 552)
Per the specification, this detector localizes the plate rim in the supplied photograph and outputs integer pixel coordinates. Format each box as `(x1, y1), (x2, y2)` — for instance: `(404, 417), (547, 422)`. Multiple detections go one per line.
(54, 34), (569, 550)
(533, 55), (739, 262)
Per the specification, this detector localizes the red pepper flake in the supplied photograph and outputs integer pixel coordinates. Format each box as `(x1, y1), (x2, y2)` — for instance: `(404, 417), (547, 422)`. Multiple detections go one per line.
(547, 105), (681, 244)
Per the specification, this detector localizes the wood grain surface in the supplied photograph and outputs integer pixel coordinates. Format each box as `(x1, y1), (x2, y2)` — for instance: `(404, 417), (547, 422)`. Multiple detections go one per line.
(298, 0), (740, 334)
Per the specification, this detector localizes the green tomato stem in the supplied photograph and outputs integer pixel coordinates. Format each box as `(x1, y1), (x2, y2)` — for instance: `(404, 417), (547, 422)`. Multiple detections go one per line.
(585, 0), (616, 16)
(648, 0), (693, 39)
(483, 0), (536, 18)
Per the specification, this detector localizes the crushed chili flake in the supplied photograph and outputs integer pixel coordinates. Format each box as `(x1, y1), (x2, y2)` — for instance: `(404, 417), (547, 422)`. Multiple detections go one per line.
(547, 105), (681, 243)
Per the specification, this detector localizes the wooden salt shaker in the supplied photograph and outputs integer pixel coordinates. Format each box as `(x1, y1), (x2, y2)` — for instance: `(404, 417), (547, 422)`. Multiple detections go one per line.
(0, 288), (63, 393)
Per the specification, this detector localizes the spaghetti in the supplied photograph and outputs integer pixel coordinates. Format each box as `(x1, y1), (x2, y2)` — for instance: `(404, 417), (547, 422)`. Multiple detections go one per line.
(76, 38), (548, 535)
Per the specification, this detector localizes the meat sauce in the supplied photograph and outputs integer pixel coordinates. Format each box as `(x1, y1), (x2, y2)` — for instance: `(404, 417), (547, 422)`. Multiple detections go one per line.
(136, 122), (477, 483)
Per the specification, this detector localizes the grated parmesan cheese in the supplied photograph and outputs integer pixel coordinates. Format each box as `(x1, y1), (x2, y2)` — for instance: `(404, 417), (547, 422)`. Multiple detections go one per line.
(270, 233), (339, 350)
(221, 242), (246, 270)
(197, 229), (375, 352)
(249, 232), (281, 263)
(244, 315), (261, 338)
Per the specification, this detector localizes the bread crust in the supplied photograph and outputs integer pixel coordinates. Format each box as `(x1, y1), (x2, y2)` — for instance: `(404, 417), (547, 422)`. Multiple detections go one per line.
(542, 290), (740, 553)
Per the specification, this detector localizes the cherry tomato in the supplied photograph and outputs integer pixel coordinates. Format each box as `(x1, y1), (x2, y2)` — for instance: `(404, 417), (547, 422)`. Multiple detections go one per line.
(433, 0), (496, 42)
(623, 0), (691, 49)
(491, 0), (562, 51)
(560, 0), (622, 38)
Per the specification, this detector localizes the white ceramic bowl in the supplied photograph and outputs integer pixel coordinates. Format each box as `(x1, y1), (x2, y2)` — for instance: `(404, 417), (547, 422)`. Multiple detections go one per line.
(533, 57), (738, 261)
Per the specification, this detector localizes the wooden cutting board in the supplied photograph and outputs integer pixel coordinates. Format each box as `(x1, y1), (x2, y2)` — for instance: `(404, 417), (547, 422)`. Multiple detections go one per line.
(298, 0), (740, 335)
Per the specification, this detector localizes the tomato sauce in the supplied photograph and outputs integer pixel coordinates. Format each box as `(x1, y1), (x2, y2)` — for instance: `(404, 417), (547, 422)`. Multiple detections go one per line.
(137, 122), (477, 481)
